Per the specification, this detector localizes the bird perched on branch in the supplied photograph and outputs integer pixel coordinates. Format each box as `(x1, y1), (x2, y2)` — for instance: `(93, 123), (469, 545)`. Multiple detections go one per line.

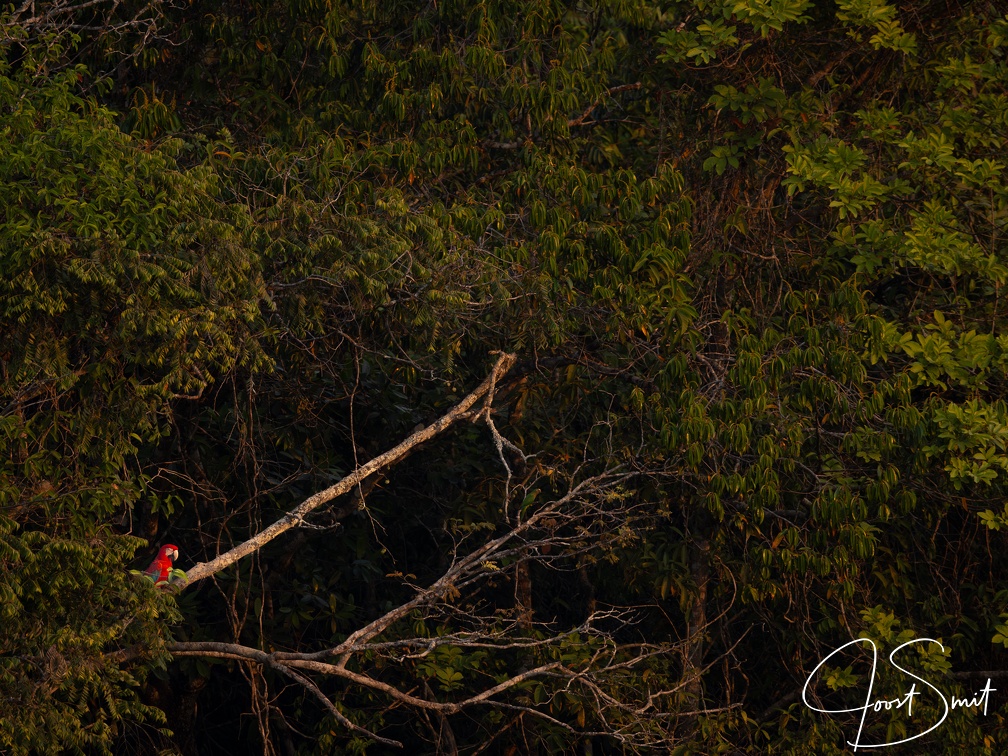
(141, 544), (180, 585)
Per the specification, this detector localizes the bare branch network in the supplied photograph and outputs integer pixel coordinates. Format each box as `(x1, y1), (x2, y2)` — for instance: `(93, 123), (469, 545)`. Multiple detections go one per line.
(2, 0), (168, 36)
(130, 352), (722, 747)
(168, 470), (709, 748)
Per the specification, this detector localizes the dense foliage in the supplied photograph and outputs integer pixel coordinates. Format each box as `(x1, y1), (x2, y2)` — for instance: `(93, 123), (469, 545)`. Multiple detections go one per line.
(2, 0), (1008, 753)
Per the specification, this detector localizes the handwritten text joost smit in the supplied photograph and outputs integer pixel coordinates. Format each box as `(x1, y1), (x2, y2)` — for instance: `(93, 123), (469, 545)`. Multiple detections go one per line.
(802, 637), (996, 751)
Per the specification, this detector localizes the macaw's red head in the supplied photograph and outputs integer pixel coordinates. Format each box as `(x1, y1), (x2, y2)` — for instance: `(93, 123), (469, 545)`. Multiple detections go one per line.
(160, 544), (179, 563)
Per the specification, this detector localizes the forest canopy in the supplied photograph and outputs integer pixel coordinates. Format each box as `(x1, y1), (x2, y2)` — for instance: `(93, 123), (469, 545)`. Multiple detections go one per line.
(2, 0), (1008, 753)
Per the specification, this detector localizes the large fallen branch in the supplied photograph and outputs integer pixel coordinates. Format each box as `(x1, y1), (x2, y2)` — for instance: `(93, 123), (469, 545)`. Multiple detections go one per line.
(181, 352), (517, 587)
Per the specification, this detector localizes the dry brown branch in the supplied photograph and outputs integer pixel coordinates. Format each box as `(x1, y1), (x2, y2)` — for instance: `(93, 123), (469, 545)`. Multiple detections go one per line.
(2, 0), (170, 49)
(119, 355), (721, 749)
(181, 352), (517, 587)
(160, 465), (700, 748)
(169, 640), (566, 716)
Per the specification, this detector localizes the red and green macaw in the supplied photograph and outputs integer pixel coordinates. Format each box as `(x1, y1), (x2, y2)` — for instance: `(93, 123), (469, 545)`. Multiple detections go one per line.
(143, 544), (179, 584)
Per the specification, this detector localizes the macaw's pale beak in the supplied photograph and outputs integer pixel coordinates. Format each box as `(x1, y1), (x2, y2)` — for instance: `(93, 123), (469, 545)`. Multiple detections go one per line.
(172, 548), (179, 561)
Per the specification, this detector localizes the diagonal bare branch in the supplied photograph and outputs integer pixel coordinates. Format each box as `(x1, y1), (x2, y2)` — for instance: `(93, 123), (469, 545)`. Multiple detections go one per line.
(180, 352), (516, 587)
